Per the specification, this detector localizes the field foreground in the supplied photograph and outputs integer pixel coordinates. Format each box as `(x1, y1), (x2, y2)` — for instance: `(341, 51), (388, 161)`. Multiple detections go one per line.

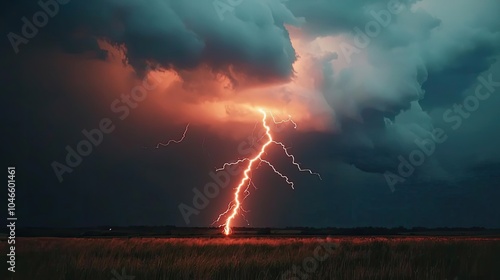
(1, 236), (499, 280)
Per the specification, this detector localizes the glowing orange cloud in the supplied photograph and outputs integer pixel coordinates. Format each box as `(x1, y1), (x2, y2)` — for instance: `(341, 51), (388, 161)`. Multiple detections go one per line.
(50, 36), (335, 142)
(37, 35), (338, 154)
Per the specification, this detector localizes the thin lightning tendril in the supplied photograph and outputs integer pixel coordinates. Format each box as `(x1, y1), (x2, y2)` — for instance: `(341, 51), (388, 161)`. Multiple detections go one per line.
(271, 112), (297, 129)
(216, 159), (249, 172)
(271, 141), (322, 180)
(214, 109), (321, 235)
(155, 124), (190, 149)
(260, 159), (295, 189)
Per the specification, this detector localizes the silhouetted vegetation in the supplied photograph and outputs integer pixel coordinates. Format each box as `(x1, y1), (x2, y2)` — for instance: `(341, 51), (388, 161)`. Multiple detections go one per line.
(1, 236), (499, 280)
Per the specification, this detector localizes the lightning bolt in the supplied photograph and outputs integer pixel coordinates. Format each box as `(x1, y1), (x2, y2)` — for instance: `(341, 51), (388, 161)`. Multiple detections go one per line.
(214, 109), (321, 235)
(270, 112), (297, 129)
(155, 124), (190, 149)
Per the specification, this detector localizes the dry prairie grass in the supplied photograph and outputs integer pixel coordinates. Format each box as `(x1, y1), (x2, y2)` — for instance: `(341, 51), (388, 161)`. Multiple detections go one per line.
(1, 236), (499, 280)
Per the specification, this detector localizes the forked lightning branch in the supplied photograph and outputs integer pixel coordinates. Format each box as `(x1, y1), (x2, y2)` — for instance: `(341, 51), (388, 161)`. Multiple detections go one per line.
(213, 109), (321, 235)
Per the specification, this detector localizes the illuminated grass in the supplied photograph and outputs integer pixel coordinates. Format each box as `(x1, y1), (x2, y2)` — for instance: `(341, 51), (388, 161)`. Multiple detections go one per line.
(1, 237), (499, 280)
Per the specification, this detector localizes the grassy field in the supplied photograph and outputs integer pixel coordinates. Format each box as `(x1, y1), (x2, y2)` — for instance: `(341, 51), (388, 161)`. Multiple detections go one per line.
(1, 236), (499, 280)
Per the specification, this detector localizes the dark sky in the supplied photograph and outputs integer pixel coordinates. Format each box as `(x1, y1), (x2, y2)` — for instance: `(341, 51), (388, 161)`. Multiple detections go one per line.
(1, 0), (499, 229)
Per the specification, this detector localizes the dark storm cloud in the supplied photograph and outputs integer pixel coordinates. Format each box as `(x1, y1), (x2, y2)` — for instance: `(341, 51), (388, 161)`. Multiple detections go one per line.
(286, 0), (421, 36)
(421, 40), (498, 107)
(296, 0), (500, 184)
(3, 0), (301, 82)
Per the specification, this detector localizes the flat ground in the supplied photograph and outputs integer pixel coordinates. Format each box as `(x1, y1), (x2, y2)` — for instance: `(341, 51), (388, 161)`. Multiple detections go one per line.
(1, 236), (499, 280)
